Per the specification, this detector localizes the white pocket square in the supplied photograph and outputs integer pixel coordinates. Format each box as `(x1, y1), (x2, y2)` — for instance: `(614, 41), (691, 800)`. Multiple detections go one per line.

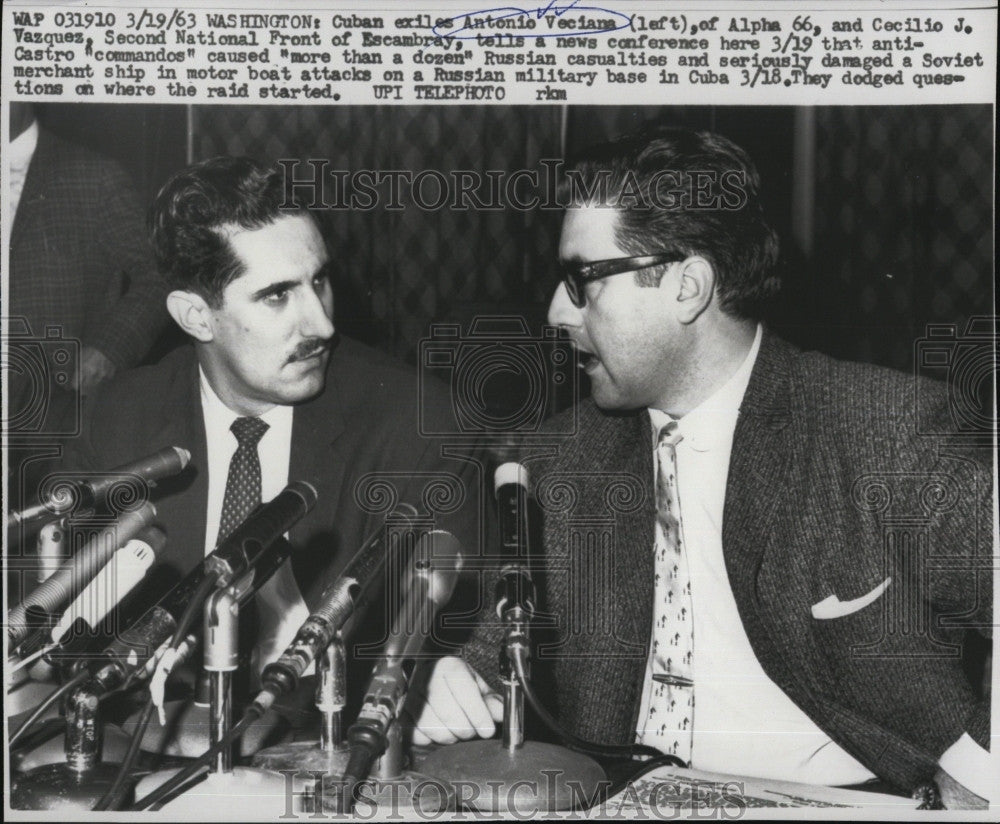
(811, 577), (891, 619)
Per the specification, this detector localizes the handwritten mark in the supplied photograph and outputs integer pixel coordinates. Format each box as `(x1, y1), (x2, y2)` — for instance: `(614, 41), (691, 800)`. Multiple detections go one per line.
(534, 0), (582, 19)
(433, 0), (632, 40)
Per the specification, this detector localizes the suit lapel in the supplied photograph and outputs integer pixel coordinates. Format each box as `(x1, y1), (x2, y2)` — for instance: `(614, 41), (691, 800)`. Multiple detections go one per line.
(722, 331), (796, 687)
(723, 331), (794, 589)
(538, 406), (654, 744)
(152, 352), (210, 578)
(288, 364), (347, 602)
(612, 411), (657, 652)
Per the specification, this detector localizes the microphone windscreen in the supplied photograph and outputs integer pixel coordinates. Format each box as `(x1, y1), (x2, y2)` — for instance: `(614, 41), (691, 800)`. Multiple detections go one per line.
(52, 527), (163, 642)
(494, 462), (529, 494)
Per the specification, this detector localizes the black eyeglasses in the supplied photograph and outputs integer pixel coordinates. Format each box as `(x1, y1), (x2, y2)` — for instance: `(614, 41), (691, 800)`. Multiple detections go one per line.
(559, 253), (684, 308)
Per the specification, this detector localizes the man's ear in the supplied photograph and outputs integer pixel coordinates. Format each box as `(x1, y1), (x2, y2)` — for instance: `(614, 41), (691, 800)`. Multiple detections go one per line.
(673, 256), (715, 324)
(166, 290), (215, 342)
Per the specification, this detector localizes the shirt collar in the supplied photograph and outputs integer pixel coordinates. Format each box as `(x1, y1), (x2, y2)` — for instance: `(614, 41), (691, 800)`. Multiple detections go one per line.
(198, 366), (293, 439)
(10, 120), (39, 173)
(649, 323), (763, 452)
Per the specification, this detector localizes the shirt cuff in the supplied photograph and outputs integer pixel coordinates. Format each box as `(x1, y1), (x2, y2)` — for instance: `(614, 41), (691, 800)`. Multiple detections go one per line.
(938, 733), (994, 801)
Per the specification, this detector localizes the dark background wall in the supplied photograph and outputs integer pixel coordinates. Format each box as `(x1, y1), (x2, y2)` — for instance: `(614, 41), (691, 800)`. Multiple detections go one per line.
(34, 103), (994, 383)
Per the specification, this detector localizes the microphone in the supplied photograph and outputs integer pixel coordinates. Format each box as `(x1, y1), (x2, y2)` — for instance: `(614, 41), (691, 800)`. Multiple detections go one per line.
(205, 481), (317, 587)
(492, 463), (536, 753)
(337, 531), (463, 807)
(86, 446), (192, 506)
(6, 446), (191, 532)
(131, 536), (295, 686)
(87, 482), (317, 696)
(50, 527), (166, 645)
(363, 529), (463, 706)
(494, 462), (536, 623)
(259, 504), (420, 699)
(7, 503), (157, 645)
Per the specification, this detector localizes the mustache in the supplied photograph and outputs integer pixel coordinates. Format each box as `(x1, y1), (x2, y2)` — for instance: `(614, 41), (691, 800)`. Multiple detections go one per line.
(288, 338), (333, 363)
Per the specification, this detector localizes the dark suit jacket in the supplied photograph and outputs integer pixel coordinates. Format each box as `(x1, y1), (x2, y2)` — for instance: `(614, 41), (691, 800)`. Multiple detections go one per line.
(68, 338), (484, 614)
(9, 128), (168, 369)
(466, 331), (992, 792)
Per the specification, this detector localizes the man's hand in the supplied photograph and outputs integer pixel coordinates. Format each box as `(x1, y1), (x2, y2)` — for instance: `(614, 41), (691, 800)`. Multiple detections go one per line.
(404, 656), (503, 747)
(933, 767), (989, 810)
(73, 347), (118, 394)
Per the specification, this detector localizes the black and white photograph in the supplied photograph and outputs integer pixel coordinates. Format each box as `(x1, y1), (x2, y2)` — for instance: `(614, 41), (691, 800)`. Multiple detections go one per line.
(2, 0), (996, 819)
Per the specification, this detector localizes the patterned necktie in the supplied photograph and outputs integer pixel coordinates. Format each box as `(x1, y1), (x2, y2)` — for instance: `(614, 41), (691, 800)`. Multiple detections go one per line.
(216, 416), (269, 695)
(217, 416), (269, 544)
(639, 420), (695, 764)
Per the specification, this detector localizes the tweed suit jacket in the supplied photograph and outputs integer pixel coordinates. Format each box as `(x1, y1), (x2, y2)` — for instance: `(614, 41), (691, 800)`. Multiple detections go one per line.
(465, 331), (992, 792)
(67, 337), (483, 617)
(9, 128), (169, 369)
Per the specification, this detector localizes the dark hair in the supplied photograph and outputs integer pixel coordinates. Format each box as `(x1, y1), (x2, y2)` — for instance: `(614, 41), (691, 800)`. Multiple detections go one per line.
(561, 126), (780, 320)
(149, 156), (308, 305)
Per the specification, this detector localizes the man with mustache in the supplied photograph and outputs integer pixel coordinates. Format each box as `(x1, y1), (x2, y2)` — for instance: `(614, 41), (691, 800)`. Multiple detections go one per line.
(410, 128), (992, 808)
(63, 156), (474, 680)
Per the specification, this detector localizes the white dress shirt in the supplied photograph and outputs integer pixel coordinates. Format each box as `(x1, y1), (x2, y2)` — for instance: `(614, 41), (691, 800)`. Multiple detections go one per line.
(636, 324), (878, 785)
(199, 368), (312, 675)
(9, 119), (39, 221)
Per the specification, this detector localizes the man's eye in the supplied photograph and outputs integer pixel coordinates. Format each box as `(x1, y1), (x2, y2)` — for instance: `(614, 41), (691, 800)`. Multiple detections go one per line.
(263, 290), (289, 305)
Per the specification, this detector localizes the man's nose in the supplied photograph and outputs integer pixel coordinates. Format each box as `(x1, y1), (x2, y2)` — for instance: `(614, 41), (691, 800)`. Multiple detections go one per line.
(547, 281), (582, 328)
(301, 288), (335, 339)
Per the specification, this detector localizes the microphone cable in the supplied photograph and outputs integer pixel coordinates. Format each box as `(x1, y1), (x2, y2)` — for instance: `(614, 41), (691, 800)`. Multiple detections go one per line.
(94, 573), (218, 811)
(590, 752), (697, 810)
(509, 646), (681, 765)
(7, 717), (64, 757)
(7, 669), (90, 750)
(127, 696), (272, 811)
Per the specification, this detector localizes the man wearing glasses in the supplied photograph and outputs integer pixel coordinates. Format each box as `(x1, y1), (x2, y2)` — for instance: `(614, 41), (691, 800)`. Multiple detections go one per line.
(410, 127), (992, 807)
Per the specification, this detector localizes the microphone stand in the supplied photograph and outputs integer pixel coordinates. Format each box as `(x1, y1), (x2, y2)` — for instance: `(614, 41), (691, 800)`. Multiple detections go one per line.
(11, 678), (134, 809)
(251, 637), (352, 812)
(500, 584), (530, 754)
(130, 586), (288, 813)
(420, 467), (605, 814)
(420, 597), (606, 814)
(115, 536), (301, 760)
(206, 587), (237, 773)
(323, 714), (456, 816)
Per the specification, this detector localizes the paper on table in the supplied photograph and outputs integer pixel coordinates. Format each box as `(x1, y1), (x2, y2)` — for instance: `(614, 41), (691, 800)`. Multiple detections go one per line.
(596, 765), (919, 815)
